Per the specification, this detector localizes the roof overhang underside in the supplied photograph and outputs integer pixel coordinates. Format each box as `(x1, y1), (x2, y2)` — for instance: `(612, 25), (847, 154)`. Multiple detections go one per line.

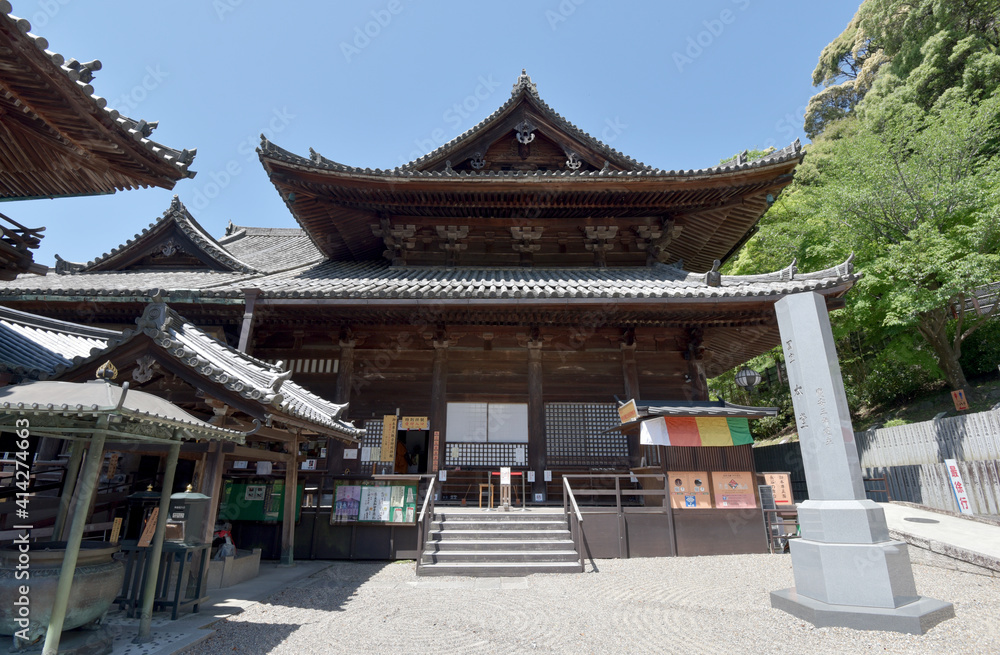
(261, 157), (799, 272)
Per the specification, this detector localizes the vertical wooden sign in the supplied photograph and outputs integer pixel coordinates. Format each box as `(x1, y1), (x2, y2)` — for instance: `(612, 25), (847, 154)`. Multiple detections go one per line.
(431, 430), (440, 473)
(380, 415), (397, 463)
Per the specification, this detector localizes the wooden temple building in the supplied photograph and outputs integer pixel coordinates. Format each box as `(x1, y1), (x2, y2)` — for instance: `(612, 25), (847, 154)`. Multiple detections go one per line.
(1, 70), (860, 563)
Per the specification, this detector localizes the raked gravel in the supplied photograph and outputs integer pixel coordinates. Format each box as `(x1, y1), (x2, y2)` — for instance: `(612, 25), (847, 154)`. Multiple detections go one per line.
(180, 555), (999, 655)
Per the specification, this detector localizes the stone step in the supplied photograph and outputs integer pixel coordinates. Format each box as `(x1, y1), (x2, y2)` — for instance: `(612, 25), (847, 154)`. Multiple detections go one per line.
(425, 539), (575, 552)
(416, 561), (584, 577)
(429, 529), (571, 541)
(420, 550), (580, 564)
(433, 513), (566, 523)
(430, 519), (568, 531)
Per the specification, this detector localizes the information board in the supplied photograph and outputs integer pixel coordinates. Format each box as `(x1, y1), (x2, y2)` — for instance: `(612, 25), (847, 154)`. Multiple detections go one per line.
(331, 481), (418, 525)
(762, 472), (794, 505)
(710, 471), (756, 508)
(380, 415), (397, 463)
(667, 471), (712, 509)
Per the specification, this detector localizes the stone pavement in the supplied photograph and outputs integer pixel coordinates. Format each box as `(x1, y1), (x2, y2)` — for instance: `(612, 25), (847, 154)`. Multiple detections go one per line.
(879, 501), (1000, 576)
(102, 560), (334, 655)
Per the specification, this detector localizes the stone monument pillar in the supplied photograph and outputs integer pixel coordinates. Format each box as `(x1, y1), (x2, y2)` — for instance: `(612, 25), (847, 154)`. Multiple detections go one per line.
(771, 292), (953, 634)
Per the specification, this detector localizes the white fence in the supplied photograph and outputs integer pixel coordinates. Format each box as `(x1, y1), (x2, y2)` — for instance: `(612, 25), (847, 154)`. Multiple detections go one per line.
(856, 410), (1000, 515)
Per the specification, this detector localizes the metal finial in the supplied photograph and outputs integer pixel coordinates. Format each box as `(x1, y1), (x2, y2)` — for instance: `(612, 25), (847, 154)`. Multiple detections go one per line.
(96, 360), (118, 380)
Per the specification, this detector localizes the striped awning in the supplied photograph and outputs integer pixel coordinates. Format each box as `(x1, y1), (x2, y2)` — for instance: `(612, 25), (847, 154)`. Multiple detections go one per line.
(639, 416), (753, 447)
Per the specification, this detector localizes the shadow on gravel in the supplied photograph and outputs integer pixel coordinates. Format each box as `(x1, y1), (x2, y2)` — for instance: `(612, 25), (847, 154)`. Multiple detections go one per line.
(262, 560), (392, 612)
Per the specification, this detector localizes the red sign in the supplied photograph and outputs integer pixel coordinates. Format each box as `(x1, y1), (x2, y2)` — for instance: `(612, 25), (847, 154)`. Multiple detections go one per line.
(431, 430), (440, 474)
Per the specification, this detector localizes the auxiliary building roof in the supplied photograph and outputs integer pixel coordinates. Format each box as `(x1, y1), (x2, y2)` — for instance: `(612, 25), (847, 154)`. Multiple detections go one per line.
(0, 304), (119, 379)
(0, 2), (196, 198)
(63, 302), (363, 441)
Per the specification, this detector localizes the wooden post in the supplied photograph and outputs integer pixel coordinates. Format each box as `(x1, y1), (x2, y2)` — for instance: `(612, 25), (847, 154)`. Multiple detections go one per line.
(136, 439), (181, 643)
(280, 434), (299, 566)
(621, 342), (642, 468)
(685, 328), (709, 401)
(199, 440), (227, 544)
(41, 433), (106, 655)
(430, 339), (449, 471)
(334, 339), (356, 404)
(527, 340), (547, 500)
(52, 439), (83, 541)
(237, 288), (261, 354)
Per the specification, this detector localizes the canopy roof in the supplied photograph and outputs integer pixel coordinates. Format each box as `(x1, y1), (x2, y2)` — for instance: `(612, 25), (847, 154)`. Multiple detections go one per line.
(0, 379), (247, 442)
(55, 302), (363, 441)
(258, 71), (802, 271)
(0, 3), (195, 200)
(613, 399), (778, 434)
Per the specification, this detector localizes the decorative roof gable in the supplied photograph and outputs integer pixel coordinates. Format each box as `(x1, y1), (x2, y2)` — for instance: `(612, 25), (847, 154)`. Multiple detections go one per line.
(402, 70), (646, 174)
(56, 197), (258, 274)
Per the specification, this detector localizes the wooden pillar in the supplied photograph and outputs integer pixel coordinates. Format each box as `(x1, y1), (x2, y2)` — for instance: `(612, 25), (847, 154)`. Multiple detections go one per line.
(280, 435), (299, 566)
(527, 340), (547, 500)
(52, 439), (84, 541)
(430, 339), (449, 471)
(199, 441), (227, 544)
(621, 342), (642, 468)
(42, 432), (106, 655)
(685, 328), (709, 401)
(334, 339), (356, 405)
(136, 439), (181, 643)
(237, 288), (261, 354)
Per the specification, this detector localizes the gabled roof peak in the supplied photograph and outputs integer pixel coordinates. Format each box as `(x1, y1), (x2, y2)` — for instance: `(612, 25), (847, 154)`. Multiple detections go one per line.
(56, 197), (258, 274)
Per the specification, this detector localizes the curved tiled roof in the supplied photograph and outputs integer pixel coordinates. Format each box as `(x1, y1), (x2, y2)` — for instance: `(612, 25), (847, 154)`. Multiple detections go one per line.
(232, 256), (858, 302)
(0, 305), (119, 379)
(0, 3), (196, 197)
(0, 379), (247, 442)
(120, 303), (362, 440)
(259, 136), (803, 181)
(219, 223), (324, 274)
(0, 269), (250, 298)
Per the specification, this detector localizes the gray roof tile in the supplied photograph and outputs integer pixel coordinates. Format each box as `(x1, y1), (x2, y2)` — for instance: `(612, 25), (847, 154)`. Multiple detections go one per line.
(219, 224), (324, 274)
(0, 305), (119, 378)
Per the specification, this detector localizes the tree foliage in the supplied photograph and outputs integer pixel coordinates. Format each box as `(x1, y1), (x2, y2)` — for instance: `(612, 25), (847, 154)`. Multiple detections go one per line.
(719, 0), (1000, 431)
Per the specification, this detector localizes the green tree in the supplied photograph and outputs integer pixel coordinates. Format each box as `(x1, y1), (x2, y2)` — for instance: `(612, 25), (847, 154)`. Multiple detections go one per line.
(819, 94), (1000, 393)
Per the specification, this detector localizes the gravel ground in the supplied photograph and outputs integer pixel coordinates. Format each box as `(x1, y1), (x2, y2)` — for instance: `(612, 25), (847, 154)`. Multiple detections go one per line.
(181, 556), (999, 655)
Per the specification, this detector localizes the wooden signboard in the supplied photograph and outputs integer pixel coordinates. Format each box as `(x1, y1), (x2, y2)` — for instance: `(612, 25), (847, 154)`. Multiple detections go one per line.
(667, 471), (711, 509)
(710, 471), (756, 509)
(618, 399), (638, 424)
(380, 415), (397, 462)
(137, 507), (158, 548)
(763, 472), (794, 505)
(951, 389), (969, 411)
(399, 416), (429, 430)
(431, 431), (440, 473)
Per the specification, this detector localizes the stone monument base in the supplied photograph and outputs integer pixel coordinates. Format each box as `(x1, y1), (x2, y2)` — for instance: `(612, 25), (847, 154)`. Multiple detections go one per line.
(771, 587), (954, 635)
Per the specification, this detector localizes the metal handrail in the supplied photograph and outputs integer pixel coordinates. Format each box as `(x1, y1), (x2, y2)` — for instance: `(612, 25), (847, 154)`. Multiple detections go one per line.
(418, 475), (436, 524)
(563, 477), (583, 524)
(415, 476), (436, 568)
(563, 477), (585, 571)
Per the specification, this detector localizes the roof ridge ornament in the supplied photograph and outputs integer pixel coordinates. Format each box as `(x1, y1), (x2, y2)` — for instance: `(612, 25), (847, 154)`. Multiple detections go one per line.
(511, 68), (538, 97)
(515, 120), (536, 145)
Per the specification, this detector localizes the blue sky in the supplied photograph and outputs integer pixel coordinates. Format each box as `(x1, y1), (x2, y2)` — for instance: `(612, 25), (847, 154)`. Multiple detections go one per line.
(6, 0), (860, 267)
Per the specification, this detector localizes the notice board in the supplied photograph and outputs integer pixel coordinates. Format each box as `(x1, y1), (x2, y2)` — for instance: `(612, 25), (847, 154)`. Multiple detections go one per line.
(710, 471), (756, 508)
(667, 471), (712, 509)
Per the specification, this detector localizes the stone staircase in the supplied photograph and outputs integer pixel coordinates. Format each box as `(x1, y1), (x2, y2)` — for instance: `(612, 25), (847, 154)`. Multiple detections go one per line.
(417, 510), (584, 576)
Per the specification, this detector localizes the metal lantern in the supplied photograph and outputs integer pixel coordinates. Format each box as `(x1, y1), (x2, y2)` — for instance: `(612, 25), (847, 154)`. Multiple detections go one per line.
(735, 366), (761, 390)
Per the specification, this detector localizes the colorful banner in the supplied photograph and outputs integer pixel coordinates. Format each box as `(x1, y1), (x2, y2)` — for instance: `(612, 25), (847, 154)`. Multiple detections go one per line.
(639, 417), (753, 447)
(711, 471), (756, 508)
(667, 471), (711, 509)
